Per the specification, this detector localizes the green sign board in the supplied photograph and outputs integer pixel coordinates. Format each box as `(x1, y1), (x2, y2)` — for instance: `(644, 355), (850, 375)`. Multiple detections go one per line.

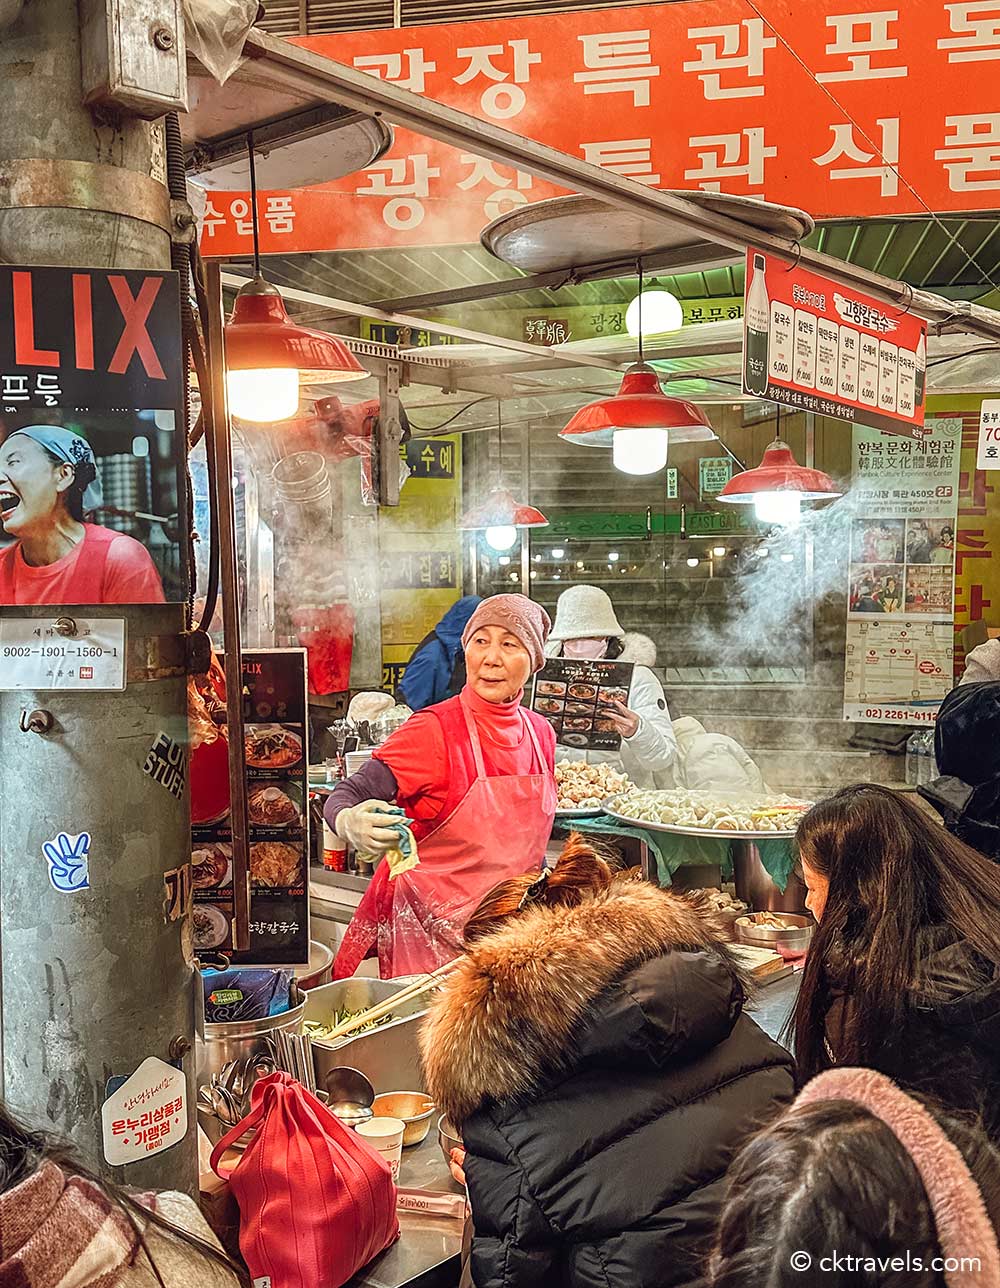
(541, 509), (756, 539)
(666, 468), (678, 500)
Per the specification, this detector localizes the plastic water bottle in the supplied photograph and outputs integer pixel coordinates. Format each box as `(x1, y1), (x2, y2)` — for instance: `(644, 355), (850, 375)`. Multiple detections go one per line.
(906, 731), (922, 786)
(918, 729), (938, 785)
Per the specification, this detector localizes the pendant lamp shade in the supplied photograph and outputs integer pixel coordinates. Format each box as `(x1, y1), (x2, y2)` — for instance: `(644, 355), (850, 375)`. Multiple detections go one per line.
(225, 276), (366, 388)
(560, 363), (716, 448)
(716, 438), (842, 505)
(459, 486), (549, 533)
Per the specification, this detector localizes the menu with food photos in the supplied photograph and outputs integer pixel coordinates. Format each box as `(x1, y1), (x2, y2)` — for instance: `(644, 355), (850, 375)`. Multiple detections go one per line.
(530, 659), (635, 753)
(191, 648), (310, 966)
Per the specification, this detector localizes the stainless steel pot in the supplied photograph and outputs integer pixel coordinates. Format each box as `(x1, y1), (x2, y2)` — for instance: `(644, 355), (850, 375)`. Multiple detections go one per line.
(732, 839), (808, 913)
(198, 994), (306, 1090)
(294, 940), (335, 991)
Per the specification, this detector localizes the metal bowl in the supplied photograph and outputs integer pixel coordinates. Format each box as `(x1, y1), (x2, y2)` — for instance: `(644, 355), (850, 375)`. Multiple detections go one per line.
(373, 1092), (436, 1146)
(437, 1113), (463, 1169)
(736, 912), (814, 958)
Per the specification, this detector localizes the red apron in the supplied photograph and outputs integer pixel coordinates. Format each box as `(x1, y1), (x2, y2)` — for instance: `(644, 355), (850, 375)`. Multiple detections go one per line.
(333, 698), (556, 978)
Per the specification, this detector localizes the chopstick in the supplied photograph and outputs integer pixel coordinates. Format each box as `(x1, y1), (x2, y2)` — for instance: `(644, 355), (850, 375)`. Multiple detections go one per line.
(322, 962), (459, 1042)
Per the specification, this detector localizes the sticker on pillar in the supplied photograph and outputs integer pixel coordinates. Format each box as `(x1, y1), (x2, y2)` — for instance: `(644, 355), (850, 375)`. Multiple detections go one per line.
(163, 863), (192, 923)
(42, 831), (91, 893)
(144, 731), (186, 798)
(101, 1056), (188, 1166)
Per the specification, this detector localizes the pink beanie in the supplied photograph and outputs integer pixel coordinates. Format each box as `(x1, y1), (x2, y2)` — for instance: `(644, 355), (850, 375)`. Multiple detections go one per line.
(461, 594), (552, 673)
(796, 1068), (1000, 1288)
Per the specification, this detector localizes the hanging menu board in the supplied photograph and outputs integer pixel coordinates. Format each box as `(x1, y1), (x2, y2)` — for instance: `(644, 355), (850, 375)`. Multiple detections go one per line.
(843, 419), (960, 726)
(743, 247), (927, 437)
(531, 658), (635, 752)
(191, 649), (310, 966)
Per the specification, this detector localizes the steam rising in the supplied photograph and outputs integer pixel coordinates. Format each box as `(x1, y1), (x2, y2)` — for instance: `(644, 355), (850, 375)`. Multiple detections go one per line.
(687, 492), (863, 669)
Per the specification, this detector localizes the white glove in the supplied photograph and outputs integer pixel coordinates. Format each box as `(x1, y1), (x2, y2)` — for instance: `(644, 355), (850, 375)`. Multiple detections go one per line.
(335, 800), (405, 855)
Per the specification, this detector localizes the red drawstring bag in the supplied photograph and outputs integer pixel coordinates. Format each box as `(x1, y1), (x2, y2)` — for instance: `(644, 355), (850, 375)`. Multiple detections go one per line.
(210, 1071), (399, 1287)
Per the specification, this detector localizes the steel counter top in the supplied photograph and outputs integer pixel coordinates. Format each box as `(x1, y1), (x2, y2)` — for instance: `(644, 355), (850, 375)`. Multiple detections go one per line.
(349, 1132), (465, 1288)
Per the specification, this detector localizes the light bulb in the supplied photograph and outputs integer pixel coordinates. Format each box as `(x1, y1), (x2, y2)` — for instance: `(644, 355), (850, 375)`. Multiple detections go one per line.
(551, 547), (565, 559)
(485, 525), (517, 552)
(613, 427), (669, 475)
(498, 555), (512, 566)
(780, 552), (795, 563)
(712, 546), (727, 557)
(753, 491), (802, 526)
(608, 552), (620, 563)
(227, 368), (299, 422)
(131, 436), (149, 458)
(687, 557), (700, 568)
(626, 290), (684, 338)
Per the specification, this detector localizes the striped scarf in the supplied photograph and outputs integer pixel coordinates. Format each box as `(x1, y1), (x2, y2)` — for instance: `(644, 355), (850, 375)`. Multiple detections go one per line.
(0, 1162), (139, 1288)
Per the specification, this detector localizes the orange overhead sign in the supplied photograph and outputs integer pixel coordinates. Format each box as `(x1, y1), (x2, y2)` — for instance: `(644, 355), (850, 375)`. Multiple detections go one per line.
(201, 0), (1000, 258)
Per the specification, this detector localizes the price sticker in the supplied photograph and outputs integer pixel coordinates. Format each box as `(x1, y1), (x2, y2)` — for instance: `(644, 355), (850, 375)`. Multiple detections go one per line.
(0, 617), (126, 691)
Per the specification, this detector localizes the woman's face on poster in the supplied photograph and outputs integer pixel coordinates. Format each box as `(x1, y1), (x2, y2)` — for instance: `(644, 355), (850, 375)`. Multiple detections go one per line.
(0, 436), (73, 537)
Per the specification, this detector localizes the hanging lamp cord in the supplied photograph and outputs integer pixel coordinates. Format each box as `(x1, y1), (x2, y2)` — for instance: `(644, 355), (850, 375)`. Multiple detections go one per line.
(247, 130), (262, 278)
(636, 259), (645, 365)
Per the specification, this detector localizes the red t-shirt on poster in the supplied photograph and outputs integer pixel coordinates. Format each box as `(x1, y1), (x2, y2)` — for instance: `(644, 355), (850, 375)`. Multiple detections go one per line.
(0, 522), (166, 605)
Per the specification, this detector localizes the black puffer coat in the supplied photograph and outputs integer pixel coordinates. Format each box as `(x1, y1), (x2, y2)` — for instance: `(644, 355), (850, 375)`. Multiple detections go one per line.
(825, 925), (1000, 1141)
(420, 880), (795, 1288)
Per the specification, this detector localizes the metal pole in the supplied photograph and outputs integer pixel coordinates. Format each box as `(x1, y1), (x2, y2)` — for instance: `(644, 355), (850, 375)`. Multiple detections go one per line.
(204, 262), (251, 953)
(0, 0), (195, 1191)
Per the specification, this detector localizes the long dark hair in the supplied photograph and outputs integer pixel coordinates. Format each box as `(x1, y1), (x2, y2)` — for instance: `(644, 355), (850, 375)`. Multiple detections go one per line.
(790, 784), (1000, 1080)
(0, 1100), (247, 1285)
(710, 1096), (1000, 1288)
(41, 445), (96, 522)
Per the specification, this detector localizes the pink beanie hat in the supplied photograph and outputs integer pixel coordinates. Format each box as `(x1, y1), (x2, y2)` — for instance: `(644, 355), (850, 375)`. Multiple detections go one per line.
(461, 594), (552, 673)
(796, 1068), (1000, 1288)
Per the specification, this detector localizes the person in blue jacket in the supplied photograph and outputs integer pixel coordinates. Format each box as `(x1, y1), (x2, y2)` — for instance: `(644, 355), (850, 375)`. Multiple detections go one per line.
(399, 596), (482, 711)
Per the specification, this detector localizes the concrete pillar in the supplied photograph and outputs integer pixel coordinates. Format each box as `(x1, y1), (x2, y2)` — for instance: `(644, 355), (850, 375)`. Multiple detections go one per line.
(0, 0), (195, 1191)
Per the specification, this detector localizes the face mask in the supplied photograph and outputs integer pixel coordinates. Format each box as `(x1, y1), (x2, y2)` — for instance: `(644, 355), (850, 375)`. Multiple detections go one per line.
(564, 637), (608, 660)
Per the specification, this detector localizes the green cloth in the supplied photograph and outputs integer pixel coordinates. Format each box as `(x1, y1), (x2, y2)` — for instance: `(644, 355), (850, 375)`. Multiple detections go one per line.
(557, 815), (796, 891)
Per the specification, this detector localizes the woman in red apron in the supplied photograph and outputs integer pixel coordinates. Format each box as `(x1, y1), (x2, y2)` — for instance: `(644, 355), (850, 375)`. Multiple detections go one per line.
(327, 594), (557, 978)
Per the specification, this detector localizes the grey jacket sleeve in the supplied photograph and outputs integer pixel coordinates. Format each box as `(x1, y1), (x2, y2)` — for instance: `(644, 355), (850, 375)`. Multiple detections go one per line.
(323, 758), (399, 831)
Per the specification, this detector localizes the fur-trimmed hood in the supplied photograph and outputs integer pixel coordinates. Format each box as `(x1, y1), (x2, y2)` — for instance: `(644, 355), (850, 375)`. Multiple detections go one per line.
(420, 879), (748, 1126)
(619, 631), (657, 667)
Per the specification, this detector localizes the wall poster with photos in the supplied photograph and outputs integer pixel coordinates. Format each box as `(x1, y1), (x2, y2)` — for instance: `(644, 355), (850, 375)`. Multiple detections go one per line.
(844, 419), (960, 725)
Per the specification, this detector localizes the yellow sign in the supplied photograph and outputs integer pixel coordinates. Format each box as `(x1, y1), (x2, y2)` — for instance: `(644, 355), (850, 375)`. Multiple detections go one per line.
(379, 435), (463, 687)
(928, 396), (1000, 671)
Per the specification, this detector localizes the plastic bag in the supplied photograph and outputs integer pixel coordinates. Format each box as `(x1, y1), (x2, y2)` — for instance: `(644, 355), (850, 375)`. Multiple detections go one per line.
(203, 969), (292, 1022)
(184, 0), (258, 85)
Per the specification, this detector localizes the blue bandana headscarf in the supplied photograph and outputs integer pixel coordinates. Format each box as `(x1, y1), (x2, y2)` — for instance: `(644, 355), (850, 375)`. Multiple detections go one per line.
(7, 425), (103, 511)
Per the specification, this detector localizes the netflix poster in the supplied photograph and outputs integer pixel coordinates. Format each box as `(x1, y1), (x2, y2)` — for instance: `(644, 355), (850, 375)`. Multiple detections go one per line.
(0, 265), (187, 606)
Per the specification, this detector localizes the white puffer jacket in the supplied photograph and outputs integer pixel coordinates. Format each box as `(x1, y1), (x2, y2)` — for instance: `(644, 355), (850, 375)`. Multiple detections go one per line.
(549, 633), (677, 786)
(669, 717), (767, 794)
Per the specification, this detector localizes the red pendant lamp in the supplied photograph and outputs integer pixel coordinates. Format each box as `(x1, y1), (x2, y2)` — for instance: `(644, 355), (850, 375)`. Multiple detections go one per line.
(717, 434), (841, 525)
(224, 133), (365, 423)
(459, 403), (548, 551)
(560, 264), (715, 474)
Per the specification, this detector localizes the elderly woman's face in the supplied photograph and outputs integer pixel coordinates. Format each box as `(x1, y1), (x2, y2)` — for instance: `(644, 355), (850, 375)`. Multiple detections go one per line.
(465, 624), (532, 703)
(0, 436), (72, 537)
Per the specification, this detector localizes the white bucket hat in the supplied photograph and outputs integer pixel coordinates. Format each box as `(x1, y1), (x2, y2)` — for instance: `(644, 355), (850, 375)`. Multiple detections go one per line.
(548, 585), (624, 642)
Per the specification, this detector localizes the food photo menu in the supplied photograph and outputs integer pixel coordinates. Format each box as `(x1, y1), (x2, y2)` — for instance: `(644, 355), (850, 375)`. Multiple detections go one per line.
(191, 648), (310, 966)
(530, 658), (635, 753)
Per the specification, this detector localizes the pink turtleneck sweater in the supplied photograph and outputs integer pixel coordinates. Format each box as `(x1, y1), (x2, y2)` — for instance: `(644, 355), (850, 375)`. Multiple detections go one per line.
(325, 684), (555, 837)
